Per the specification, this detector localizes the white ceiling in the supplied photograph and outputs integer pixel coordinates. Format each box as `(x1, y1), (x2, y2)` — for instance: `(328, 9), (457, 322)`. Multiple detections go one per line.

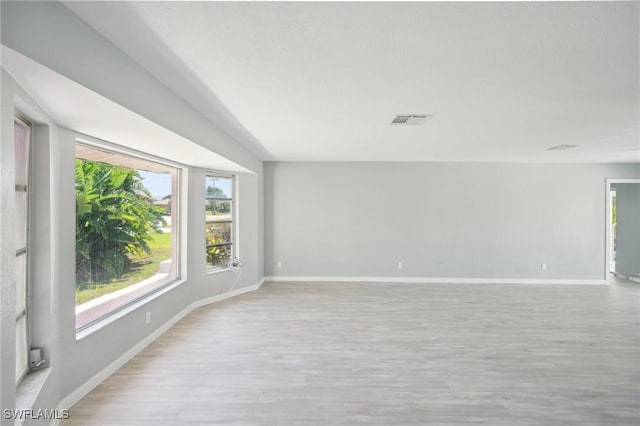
(2, 47), (250, 173)
(65, 1), (639, 163)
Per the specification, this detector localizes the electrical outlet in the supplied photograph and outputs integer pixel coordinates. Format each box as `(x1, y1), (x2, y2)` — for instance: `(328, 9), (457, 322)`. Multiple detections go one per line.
(276, 261), (282, 269)
(145, 312), (151, 324)
(398, 261), (403, 269)
(541, 263), (547, 272)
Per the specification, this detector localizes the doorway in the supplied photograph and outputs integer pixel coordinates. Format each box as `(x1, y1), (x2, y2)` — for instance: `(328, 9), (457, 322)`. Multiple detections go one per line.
(606, 179), (640, 281)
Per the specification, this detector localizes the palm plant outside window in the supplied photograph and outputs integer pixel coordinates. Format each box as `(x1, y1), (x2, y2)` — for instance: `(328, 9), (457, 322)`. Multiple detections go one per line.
(75, 143), (179, 330)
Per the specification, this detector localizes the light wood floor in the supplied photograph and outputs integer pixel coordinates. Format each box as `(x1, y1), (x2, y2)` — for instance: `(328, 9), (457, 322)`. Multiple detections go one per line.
(63, 279), (640, 425)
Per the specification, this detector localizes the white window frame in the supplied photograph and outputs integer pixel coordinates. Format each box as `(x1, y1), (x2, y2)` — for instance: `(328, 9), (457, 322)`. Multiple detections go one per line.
(14, 114), (32, 385)
(74, 138), (183, 333)
(205, 173), (236, 273)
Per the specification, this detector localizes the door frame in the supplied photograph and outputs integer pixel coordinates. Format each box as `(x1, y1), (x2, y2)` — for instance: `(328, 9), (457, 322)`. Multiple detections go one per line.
(605, 178), (640, 280)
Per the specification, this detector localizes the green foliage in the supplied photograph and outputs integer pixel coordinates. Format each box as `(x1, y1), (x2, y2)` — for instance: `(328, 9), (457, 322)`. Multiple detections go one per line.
(206, 224), (231, 267)
(76, 160), (166, 284)
(206, 186), (230, 214)
(206, 185), (225, 198)
(76, 233), (172, 304)
(612, 196), (617, 225)
(206, 200), (231, 215)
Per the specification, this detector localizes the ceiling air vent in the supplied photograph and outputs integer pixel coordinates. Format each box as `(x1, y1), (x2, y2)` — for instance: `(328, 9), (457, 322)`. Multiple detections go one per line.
(391, 114), (431, 125)
(547, 144), (578, 151)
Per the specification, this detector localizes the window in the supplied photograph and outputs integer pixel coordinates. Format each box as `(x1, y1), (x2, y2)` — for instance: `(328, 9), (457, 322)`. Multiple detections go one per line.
(205, 174), (234, 271)
(75, 143), (180, 330)
(14, 116), (31, 384)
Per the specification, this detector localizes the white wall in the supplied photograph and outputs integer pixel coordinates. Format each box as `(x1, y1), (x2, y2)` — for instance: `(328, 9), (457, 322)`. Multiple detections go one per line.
(265, 162), (640, 281)
(0, 2), (264, 424)
(614, 183), (640, 276)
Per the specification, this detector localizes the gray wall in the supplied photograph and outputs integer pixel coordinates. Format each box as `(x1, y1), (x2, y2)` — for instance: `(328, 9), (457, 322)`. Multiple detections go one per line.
(614, 183), (640, 276)
(0, 0), (260, 172)
(265, 162), (640, 280)
(1, 70), (64, 425)
(1, 2), (264, 424)
(0, 70), (18, 426)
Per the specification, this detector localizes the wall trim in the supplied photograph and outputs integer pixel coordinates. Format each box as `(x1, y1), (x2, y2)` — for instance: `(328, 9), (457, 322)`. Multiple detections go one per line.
(264, 276), (608, 285)
(53, 278), (265, 425)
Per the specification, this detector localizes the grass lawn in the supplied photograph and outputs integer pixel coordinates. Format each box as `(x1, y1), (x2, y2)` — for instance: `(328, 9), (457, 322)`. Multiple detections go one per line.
(75, 232), (172, 305)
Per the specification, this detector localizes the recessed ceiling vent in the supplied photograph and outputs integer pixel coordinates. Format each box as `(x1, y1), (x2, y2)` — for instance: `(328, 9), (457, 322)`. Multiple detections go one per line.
(547, 144), (578, 151)
(391, 114), (431, 125)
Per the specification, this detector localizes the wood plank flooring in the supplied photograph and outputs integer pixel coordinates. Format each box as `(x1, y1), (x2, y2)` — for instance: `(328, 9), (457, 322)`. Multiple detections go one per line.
(63, 279), (640, 425)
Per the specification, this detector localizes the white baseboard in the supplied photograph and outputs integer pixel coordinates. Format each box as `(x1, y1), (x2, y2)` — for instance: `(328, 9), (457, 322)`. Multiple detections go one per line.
(52, 278), (265, 425)
(264, 276), (608, 285)
(611, 272), (640, 283)
(193, 278), (265, 309)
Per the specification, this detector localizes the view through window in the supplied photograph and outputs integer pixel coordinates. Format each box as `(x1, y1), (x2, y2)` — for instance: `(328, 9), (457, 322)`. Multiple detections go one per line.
(205, 175), (233, 271)
(75, 144), (178, 330)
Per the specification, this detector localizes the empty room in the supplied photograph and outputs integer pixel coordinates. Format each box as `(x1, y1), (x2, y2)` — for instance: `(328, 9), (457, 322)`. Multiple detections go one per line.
(1, 1), (639, 425)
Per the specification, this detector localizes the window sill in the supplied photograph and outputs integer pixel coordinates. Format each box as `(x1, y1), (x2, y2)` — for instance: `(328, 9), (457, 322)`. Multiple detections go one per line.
(15, 367), (52, 424)
(75, 265), (173, 328)
(206, 267), (231, 275)
(75, 278), (186, 341)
